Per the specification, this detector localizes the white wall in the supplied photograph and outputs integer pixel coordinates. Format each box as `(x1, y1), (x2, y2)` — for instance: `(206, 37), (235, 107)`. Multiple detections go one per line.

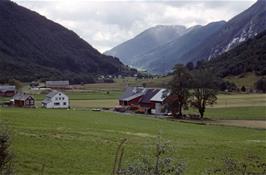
(46, 92), (69, 109)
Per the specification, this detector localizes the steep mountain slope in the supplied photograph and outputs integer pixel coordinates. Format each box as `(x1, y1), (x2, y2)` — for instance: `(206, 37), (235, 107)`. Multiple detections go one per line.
(201, 30), (266, 77)
(134, 22), (225, 73)
(107, 0), (266, 74)
(185, 0), (266, 62)
(0, 0), (135, 83)
(104, 25), (186, 65)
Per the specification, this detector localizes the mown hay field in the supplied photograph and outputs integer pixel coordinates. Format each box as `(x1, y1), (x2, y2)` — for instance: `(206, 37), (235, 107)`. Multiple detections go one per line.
(0, 108), (265, 174)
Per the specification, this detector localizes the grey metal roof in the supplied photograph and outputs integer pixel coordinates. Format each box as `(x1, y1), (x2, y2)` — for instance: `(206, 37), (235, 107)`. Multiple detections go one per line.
(42, 98), (52, 104)
(139, 88), (160, 103)
(0, 85), (16, 92)
(13, 93), (33, 101)
(46, 91), (59, 98)
(119, 87), (145, 101)
(46, 81), (69, 87)
(150, 89), (170, 102)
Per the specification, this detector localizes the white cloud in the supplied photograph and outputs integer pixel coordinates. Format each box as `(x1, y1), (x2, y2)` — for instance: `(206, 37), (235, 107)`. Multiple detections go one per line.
(13, 0), (256, 52)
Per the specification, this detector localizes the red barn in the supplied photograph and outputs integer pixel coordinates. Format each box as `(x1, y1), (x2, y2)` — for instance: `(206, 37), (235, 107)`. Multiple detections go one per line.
(0, 85), (16, 97)
(119, 87), (145, 106)
(138, 88), (160, 114)
(13, 93), (35, 108)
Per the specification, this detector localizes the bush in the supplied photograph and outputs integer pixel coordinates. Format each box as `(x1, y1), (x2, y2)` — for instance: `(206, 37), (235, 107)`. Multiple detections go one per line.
(0, 125), (13, 175)
(112, 138), (185, 175)
(255, 77), (266, 93)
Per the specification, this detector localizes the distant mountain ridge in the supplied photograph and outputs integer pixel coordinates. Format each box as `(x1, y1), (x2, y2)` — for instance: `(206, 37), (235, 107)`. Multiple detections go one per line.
(106, 0), (266, 74)
(104, 25), (187, 65)
(0, 0), (135, 83)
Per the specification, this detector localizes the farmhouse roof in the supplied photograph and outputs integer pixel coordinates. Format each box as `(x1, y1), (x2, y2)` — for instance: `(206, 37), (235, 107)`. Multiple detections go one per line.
(119, 87), (145, 101)
(46, 91), (59, 98)
(150, 89), (170, 102)
(46, 80), (69, 87)
(0, 85), (16, 92)
(139, 88), (160, 104)
(13, 93), (32, 101)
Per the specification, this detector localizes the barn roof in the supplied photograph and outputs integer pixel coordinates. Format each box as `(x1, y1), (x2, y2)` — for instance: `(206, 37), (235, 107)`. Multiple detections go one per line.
(13, 93), (33, 101)
(0, 85), (16, 92)
(150, 89), (170, 102)
(119, 87), (145, 101)
(139, 88), (160, 104)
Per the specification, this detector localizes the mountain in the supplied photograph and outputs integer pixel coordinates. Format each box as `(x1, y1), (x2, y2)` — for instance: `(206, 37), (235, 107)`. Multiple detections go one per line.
(184, 0), (266, 62)
(0, 0), (136, 83)
(133, 22), (225, 74)
(106, 0), (266, 74)
(104, 25), (187, 65)
(201, 30), (266, 78)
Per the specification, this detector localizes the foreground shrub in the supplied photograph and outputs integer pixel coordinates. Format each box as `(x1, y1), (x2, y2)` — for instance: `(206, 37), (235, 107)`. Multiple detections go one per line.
(112, 138), (185, 175)
(205, 156), (266, 175)
(0, 125), (13, 175)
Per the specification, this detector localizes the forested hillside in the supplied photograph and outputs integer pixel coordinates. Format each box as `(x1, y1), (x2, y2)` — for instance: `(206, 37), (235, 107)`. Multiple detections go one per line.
(201, 30), (266, 77)
(0, 0), (136, 83)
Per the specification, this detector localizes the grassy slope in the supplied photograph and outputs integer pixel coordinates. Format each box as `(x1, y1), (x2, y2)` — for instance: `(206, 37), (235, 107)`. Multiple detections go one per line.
(0, 108), (265, 175)
(224, 72), (262, 88)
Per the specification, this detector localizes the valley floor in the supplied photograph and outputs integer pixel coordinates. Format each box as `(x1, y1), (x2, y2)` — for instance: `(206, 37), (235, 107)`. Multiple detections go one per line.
(0, 108), (265, 174)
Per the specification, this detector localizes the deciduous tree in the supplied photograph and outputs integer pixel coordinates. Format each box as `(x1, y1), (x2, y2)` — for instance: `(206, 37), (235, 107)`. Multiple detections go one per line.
(190, 69), (218, 118)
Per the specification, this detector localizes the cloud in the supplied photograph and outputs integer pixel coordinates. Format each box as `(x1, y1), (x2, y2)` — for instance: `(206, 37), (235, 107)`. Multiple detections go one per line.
(13, 0), (255, 52)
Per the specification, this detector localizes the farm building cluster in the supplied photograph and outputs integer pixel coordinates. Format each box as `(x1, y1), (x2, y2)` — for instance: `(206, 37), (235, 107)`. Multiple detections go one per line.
(117, 87), (173, 115)
(0, 84), (69, 109)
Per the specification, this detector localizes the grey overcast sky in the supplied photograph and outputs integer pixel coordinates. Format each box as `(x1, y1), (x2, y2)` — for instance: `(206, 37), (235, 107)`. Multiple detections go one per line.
(13, 0), (256, 53)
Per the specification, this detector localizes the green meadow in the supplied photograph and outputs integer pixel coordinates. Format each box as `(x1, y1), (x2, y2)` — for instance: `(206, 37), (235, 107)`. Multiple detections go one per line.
(0, 108), (265, 175)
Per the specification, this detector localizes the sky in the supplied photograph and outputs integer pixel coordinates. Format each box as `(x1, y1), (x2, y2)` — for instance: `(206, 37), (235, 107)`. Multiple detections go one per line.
(13, 0), (256, 53)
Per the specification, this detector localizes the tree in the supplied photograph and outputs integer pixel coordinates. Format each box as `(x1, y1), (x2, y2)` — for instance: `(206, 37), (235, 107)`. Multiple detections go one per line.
(185, 62), (194, 71)
(255, 77), (266, 93)
(241, 86), (246, 92)
(168, 65), (192, 118)
(190, 69), (218, 118)
(8, 79), (23, 90)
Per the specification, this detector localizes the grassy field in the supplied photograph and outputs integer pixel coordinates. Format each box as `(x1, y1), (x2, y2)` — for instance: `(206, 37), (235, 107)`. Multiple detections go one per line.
(188, 106), (266, 120)
(33, 91), (122, 101)
(0, 108), (265, 175)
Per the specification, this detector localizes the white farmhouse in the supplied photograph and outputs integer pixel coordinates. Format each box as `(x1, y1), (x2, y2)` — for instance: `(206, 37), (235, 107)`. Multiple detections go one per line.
(42, 91), (69, 108)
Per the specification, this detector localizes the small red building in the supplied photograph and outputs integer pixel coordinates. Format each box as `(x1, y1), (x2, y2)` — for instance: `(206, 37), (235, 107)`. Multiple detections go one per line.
(13, 93), (35, 108)
(0, 85), (16, 97)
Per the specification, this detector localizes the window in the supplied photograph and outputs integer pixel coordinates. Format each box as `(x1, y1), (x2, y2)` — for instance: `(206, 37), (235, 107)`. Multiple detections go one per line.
(54, 102), (60, 106)
(63, 102), (67, 106)
(59, 93), (61, 96)
(55, 97), (58, 101)
(62, 97), (64, 100)
(59, 97), (61, 100)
